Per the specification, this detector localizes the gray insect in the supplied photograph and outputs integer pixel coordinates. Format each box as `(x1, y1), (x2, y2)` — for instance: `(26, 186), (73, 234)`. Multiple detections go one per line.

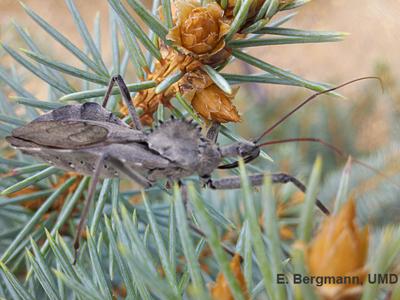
(6, 75), (376, 261)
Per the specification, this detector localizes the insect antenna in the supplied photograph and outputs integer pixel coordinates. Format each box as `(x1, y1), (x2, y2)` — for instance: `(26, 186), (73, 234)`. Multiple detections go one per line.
(253, 76), (383, 144)
(258, 137), (400, 189)
(218, 77), (383, 170)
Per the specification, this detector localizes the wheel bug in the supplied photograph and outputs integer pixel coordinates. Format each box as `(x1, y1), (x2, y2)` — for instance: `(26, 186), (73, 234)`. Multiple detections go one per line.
(5, 75), (383, 263)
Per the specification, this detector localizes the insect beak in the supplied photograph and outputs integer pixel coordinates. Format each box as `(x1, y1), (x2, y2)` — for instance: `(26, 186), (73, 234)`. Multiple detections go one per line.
(218, 143), (260, 169)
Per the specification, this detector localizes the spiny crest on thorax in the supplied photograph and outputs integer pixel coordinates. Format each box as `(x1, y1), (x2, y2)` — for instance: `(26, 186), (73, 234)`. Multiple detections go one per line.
(147, 118), (206, 166)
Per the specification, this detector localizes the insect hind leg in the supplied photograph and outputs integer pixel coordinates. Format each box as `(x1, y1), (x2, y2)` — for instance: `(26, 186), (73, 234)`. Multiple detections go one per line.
(73, 153), (106, 265)
(206, 172), (330, 215)
(102, 75), (143, 131)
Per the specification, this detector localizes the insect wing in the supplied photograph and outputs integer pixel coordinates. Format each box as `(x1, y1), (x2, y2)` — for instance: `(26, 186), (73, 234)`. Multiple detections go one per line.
(11, 120), (109, 149)
(10, 116), (147, 150)
(33, 102), (126, 126)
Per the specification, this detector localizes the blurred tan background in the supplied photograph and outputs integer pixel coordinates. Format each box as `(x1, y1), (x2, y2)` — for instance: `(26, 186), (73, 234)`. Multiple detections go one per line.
(0, 0), (399, 152)
(1, 0), (400, 93)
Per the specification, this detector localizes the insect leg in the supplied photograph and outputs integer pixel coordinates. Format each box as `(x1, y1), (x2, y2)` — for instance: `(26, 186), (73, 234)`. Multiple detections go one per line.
(206, 173), (330, 215)
(73, 153), (106, 264)
(108, 157), (172, 196)
(102, 76), (118, 108)
(206, 121), (221, 142)
(178, 182), (190, 213)
(102, 75), (143, 131)
(189, 223), (237, 257)
(176, 183), (237, 257)
(107, 157), (153, 188)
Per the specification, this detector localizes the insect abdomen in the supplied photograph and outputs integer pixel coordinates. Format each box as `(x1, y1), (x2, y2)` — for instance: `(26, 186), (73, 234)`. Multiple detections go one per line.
(7, 137), (119, 178)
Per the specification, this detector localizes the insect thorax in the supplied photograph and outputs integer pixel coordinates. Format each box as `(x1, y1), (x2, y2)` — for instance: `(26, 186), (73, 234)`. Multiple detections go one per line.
(147, 119), (221, 177)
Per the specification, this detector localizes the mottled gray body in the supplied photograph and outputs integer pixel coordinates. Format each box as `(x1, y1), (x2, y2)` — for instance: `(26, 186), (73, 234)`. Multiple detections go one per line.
(6, 102), (222, 183)
(5, 74), (335, 263)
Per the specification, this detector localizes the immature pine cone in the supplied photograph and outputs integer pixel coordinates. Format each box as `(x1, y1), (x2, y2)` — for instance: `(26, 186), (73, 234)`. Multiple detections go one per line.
(167, 0), (231, 66)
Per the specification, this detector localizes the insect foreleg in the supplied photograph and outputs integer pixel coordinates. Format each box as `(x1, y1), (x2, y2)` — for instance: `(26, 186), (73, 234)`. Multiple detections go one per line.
(179, 183), (190, 213)
(102, 75), (143, 131)
(206, 173), (330, 215)
(206, 121), (221, 142)
(73, 153), (106, 264)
